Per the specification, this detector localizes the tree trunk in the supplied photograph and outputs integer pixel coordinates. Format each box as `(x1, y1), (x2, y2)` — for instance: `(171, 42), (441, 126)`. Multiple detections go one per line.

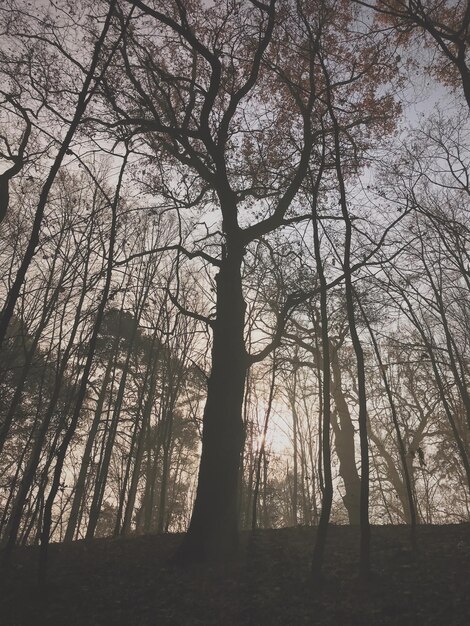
(177, 248), (247, 562)
(310, 160), (334, 582)
(291, 385), (299, 526)
(330, 353), (361, 525)
(252, 355), (276, 531)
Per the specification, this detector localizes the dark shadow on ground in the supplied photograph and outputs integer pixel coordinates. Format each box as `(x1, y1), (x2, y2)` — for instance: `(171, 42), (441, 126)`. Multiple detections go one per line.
(1, 524), (470, 625)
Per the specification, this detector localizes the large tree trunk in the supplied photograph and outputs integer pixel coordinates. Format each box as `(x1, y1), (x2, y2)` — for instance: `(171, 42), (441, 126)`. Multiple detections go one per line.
(177, 248), (247, 562)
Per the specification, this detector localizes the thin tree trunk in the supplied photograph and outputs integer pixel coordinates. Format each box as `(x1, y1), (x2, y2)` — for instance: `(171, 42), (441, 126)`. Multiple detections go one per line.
(310, 157), (334, 583)
(291, 375), (299, 526)
(38, 149), (127, 575)
(64, 349), (116, 542)
(252, 355), (276, 531)
(359, 298), (417, 548)
(324, 72), (370, 578)
(2, 217), (95, 559)
(0, 241), (73, 454)
(120, 345), (160, 535)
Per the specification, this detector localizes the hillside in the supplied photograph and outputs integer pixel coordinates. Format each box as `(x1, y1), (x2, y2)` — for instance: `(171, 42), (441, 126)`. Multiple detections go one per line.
(1, 524), (470, 625)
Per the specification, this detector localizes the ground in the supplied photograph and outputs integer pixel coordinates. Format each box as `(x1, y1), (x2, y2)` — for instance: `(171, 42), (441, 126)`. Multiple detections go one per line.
(1, 524), (470, 625)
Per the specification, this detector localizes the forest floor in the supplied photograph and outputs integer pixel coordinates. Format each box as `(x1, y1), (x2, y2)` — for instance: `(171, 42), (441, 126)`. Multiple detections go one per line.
(1, 524), (470, 625)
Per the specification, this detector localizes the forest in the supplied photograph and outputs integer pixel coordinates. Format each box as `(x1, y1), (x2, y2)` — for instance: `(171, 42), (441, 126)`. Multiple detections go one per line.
(1, 0), (470, 624)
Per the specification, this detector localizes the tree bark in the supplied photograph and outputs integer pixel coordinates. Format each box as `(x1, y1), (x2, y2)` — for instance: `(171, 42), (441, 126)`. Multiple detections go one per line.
(176, 247), (247, 561)
(330, 352), (361, 525)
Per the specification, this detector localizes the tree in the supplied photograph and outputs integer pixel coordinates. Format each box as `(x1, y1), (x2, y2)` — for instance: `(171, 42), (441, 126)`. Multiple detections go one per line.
(353, 1), (470, 108)
(89, 0), (399, 563)
(0, 0), (119, 349)
(95, 0), (313, 561)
